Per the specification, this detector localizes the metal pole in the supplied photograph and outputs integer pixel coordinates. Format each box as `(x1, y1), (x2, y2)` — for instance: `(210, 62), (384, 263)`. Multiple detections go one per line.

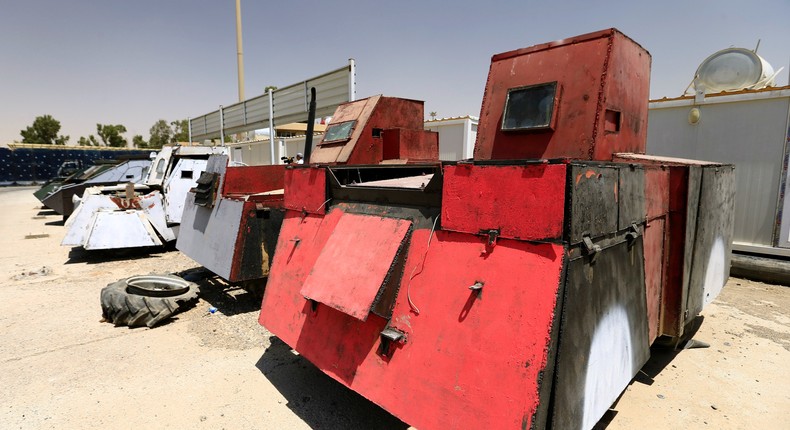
(187, 117), (192, 145)
(219, 105), (225, 147)
(268, 89), (275, 164)
(235, 0), (245, 103)
(348, 58), (356, 102)
(304, 87), (317, 163)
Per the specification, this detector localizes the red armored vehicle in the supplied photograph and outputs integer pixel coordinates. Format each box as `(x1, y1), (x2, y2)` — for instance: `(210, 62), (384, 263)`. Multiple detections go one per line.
(258, 29), (735, 429)
(177, 95), (438, 283)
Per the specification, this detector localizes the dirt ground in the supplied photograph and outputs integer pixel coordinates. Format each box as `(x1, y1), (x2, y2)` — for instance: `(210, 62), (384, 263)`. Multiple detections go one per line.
(1, 186), (788, 429)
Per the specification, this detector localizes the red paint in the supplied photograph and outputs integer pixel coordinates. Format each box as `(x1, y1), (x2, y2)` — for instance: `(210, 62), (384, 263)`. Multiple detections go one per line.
(474, 29), (650, 161)
(261, 213), (565, 429)
(256, 29), (731, 430)
(643, 218), (665, 342)
(612, 154), (692, 337)
(382, 128), (439, 162)
(643, 166), (670, 221)
(222, 165), (285, 197)
(109, 196), (142, 210)
(442, 163), (566, 241)
(300, 211), (412, 321)
(283, 167), (328, 214)
(228, 200), (259, 281)
(311, 96), (437, 165)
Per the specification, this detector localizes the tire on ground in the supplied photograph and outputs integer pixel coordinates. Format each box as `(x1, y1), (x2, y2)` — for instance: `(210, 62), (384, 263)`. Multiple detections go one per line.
(100, 274), (199, 328)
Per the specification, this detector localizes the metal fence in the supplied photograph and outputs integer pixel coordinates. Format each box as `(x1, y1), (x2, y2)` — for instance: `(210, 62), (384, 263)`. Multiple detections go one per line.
(189, 60), (356, 143)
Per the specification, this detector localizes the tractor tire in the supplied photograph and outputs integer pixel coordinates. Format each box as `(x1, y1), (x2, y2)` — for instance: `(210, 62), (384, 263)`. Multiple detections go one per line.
(100, 274), (199, 328)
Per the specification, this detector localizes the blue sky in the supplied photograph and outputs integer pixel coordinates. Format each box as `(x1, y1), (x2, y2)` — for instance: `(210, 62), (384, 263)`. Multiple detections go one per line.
(1, 0), (788, 145)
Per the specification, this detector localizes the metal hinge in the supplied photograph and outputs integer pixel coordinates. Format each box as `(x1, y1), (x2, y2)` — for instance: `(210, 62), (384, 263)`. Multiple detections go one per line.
(582, 235), (602, 263)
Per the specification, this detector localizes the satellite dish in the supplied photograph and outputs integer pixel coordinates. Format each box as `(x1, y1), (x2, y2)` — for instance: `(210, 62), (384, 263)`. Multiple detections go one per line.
(692, 47), (779, 94)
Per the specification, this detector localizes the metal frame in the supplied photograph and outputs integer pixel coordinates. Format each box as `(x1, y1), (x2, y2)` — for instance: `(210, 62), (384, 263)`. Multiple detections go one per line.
(189, 61), (356, 145)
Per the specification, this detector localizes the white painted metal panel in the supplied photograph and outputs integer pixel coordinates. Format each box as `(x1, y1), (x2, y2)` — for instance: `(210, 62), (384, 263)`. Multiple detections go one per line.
(138, 191), (177, 242)
(163, 158), (208, 224)
(62, 192), (119, 246)
(83, 210), (163, 250)
(177, 193), (245, 280)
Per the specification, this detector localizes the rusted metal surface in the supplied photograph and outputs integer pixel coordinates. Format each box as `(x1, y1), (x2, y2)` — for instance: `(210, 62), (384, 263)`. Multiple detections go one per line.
(381, 128), (439, 162)
(258, 29), (735, 430)
(300, 210), (412, 321)
(553, 238), (650, 430)
(222, 165), (285, 198)
(441, 163), (566, 241)
(613, 153), (735, 338)
(310, 95), (438, 165)
(177, 155), (286, 282)
(282, 167), (327, 215)
(261, 212), (566, 429)
(474, 28), (650, 161)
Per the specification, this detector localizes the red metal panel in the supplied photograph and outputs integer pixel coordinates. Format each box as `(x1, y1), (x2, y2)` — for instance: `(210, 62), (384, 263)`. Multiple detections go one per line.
(222, 165), (285, 197)
(382, 128), (439, 162)
(310, 96), (434, 165)
(612, 154), (691, 337)
(644, 165), (670, 220)
(643, 217), (665, 342)
(283, 166), (327, 214)
(474, 29), (650, 161)
(594, 31), (651, 160)
(261, 225), (565, 430)
(442, 163), (566, 241)
(300, 212), (411, 321)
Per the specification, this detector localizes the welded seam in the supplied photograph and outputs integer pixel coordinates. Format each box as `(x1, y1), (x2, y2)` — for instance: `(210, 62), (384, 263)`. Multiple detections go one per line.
(589, 35), (614, 159)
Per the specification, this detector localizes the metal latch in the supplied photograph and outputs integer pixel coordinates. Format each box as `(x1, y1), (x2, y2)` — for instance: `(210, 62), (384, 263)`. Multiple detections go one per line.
(469, 281), (484, 298)
(479, 229), (500, 248)
(626, 223), (641, 245)
(378, 327), (406, 358)
(582, 235), (601, 263)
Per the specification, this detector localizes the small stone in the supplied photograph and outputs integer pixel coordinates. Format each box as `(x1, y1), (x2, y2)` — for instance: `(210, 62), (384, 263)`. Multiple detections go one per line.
(657, 394), (665, 399)
(723, 342), (731, 346)
(200, 416), (207, 422)
(711, 405), (718, 410)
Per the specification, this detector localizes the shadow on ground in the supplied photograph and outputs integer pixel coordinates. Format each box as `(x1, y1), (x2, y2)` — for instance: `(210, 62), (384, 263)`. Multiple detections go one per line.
(183, 270), (264, 317)
(65, 244), (175, 265)
(595, 316), (708, 429)
(256, 337), (409, 430)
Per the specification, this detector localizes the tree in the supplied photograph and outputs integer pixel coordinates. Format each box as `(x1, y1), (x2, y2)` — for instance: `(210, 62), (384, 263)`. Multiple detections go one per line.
(264, 85), (278, 92)
(20, 115), (69, 145)
(429, 111), (437, 120)
(96, 124), (128, 147)
(170, 119), (189, 143)
(78, 136), (99, 146)
(132, 135), (148, 148)
(148, 120), (172, 149)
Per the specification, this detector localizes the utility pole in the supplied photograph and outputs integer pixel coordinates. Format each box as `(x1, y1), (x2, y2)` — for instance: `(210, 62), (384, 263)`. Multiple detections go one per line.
(235, 0), (245, 103)
(235, 0), (246, 142)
